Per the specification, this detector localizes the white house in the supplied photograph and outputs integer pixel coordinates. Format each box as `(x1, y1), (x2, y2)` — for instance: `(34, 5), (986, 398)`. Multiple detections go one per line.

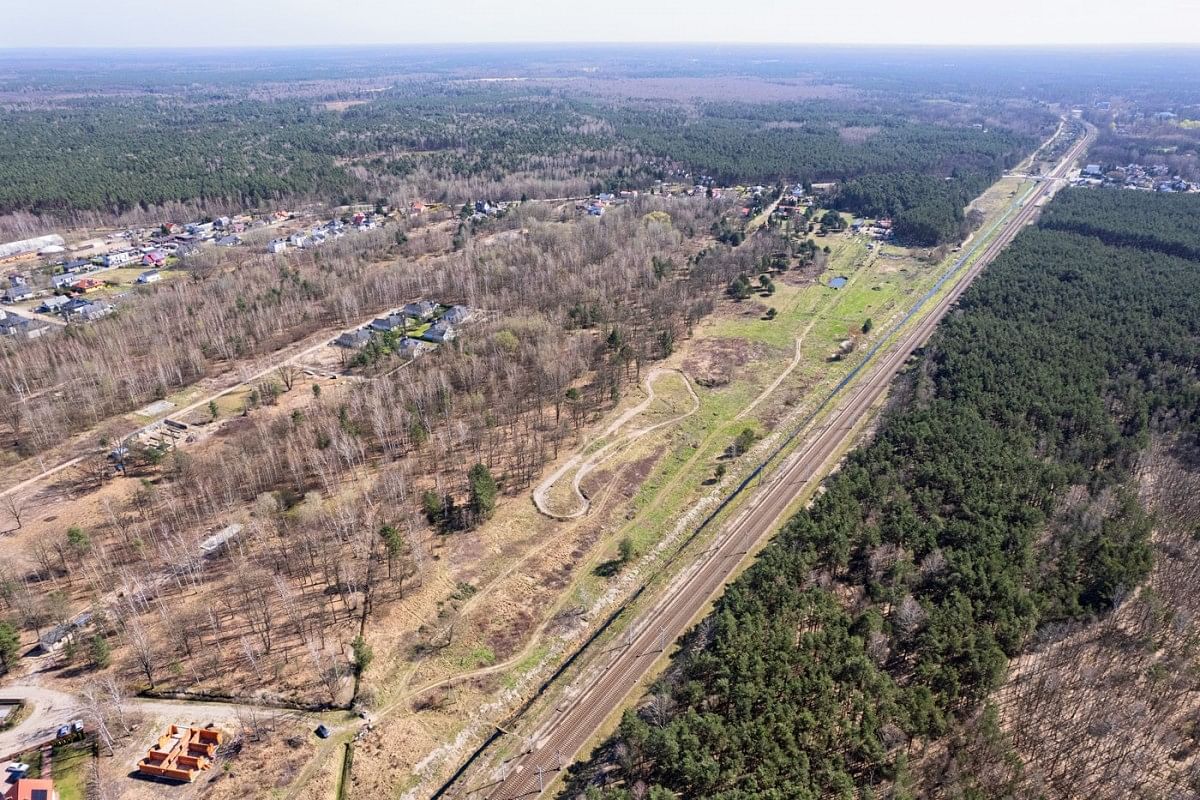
(101, 250), (136, 268)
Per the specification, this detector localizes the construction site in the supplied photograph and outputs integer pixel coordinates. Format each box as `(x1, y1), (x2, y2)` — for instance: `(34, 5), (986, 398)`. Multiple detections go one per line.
(135, 725), (223, 783)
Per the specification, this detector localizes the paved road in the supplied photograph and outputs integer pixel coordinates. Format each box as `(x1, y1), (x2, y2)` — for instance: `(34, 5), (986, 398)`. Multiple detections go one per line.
(453, 124), (1093, 800)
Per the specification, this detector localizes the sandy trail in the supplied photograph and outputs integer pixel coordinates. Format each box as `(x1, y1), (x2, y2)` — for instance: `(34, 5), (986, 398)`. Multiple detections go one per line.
(531, 368), (699, 519)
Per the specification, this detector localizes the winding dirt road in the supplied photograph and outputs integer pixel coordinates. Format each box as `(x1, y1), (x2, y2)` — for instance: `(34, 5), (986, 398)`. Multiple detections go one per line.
(532, 369), (699, 519)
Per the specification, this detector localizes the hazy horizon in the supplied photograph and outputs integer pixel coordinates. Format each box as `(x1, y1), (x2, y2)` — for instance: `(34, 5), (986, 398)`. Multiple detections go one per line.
(5, 0), (1200, 49)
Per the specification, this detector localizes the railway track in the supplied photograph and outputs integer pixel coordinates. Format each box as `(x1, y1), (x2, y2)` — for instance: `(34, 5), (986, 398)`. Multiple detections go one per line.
(442, 125), (1093, 800)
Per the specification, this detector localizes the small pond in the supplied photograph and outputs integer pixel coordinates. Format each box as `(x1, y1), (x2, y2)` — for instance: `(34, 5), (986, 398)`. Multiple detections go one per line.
(829, 276), (848, 289)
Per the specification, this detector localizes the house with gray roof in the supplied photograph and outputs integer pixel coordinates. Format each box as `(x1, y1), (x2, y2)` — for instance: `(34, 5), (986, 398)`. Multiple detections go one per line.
(369, 314), (407, 333)
(335, 329), (372, 349)
(397, 337), (431, 359)
(443, 305), (474, 325)
(37, 295), (70, 313)
(420, 320), (456, 345)
(403, 300), (438, 321)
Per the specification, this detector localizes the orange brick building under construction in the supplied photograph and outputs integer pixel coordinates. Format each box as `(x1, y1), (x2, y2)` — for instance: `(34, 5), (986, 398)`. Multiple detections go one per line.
(136, 725), (223, 782)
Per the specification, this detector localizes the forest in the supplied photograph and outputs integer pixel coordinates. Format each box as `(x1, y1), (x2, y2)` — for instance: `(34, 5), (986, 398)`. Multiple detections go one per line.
(564, 189), (1200, 798)
(0, 74), (1040, 247)
(0, 195), (792, 709)
(1039, 187), (1200, 260)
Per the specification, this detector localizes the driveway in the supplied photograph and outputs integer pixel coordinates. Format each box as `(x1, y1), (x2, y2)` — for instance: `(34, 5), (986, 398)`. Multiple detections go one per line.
(0, 685), (80, 758)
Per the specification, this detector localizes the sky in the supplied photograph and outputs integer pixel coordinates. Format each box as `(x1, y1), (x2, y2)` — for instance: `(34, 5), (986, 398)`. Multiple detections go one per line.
(4, 0), (1200, 48)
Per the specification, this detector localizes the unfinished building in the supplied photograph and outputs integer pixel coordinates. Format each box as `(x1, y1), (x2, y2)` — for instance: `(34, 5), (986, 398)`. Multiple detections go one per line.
(136, 725), (223, 782)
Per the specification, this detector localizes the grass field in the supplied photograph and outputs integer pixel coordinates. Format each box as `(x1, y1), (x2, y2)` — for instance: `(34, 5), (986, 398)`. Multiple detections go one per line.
(51, 741), (92, 800)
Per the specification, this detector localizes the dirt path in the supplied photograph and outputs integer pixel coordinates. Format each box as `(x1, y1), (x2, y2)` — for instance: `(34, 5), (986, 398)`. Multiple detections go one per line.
(0, 307), (395, 502)
(531, 369), (699, 519)
(2, 305), (66, 328)
(735, 335), (802, 421)
(745, 194), (782, 234)
(736, 244), (878, 423)
(0, 683), (317, 759)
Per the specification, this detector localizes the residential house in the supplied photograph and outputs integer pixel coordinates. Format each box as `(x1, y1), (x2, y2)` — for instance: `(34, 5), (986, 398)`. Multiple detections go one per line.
(213, 216), (232, 229)
(35, 610), (92, 653)
(101, 250), (136, 268)
(186, 222), (214, 236)
(137, 270), (162, 284)
(368, 314), (407, 334)
(76, 302), (114, 322)
(37, 296), (70, 313)
(420, 320), (456, 344)
(72, 277), (105, 293)
(5, 777), (59, 800)
(216, 235), (241, 247)
(443, 305), (473, 325)
(267, 239), (288, 254)
(397, 337), (430, 359)
(1083, 164), (1103, 177)
(334, 329), (372, 349)
(61, 297), (93, 317)
(1, 283), (35, 303)
(403, 300), (437, 321)
(142, 249), (167, 267)
(63, 258), (91, 273)
(288, 232), (309, 248)
(0, 317), (49, 340)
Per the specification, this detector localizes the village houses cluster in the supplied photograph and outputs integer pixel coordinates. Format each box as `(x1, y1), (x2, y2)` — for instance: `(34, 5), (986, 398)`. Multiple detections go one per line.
(0, 207), (392, 342)
(1076, 162), (1200, 193)
(334, 299), (475, 355)
(267, 210), (382, 254)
